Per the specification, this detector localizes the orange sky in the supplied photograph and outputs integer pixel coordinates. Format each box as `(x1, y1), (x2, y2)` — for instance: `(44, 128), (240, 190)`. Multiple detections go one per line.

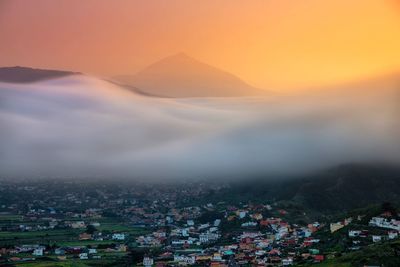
(0, 0), (400, 91)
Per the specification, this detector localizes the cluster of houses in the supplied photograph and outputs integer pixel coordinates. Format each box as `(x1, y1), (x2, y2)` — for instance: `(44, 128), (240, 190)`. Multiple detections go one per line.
(369, 216), (400, 231)
(134, 202), (327, 266)
(330, 212), (400, 251)
(0, 243), (131, 263)
(136, 219), (222, 248)
(329, 217), (353, 233)
(139, 211), (400, 266)
(136, 202), (400, 266)
(141, 225), (326, 266)
(359, 216), (400, 243)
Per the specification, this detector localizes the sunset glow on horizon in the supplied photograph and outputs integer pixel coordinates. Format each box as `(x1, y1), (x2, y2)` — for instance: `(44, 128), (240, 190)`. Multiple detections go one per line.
(1, 0), (400, 91)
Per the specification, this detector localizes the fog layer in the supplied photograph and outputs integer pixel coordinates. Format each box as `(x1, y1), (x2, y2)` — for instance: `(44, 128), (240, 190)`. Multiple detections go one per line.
(1, 75), (399, 180)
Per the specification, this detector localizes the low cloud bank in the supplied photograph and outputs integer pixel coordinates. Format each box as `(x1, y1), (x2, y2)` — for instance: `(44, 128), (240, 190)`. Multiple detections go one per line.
(0, 75), (399, 180)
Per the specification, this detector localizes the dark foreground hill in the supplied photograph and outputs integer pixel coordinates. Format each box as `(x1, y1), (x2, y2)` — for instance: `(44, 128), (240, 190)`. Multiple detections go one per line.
(0, 66), (78, 83)
(209, 164), (400, 215)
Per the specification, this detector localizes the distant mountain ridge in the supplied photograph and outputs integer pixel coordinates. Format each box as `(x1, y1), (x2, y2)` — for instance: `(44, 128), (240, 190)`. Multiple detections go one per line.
(113, 53), (269, 98)
(0, 66), (79, 83)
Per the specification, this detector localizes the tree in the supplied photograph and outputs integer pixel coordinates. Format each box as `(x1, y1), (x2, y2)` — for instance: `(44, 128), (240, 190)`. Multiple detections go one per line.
(382, 202), (397, 218)
(86, 224), (97, 234)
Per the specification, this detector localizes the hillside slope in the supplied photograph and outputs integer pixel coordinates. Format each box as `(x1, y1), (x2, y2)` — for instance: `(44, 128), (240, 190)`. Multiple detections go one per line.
(0, 66), (78, 83)
(211, 164), (400, 214)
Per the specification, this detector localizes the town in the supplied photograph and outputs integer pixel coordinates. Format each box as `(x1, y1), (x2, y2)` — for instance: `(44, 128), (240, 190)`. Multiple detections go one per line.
(0, 179), (400, 266)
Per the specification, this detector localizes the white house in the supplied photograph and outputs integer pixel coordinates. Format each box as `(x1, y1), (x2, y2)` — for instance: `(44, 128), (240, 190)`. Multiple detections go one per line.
(153, 231), (166, 238)
(255, 250), (266, 256)
(275, 226), (289, 240)
(112, 233), (126, 240)
(302, 229), (312, 238)
(172, 239), (193, 245)
(71, 221), (85, 229)
(241, 222), (258, 227)
(199, 232), (220, 244)
(79, 253), (88, 260)
(166, 216), (173, 224)
(198, 223), (210, 230)
(209, 227), (218, 232)
(388, 231), (398, 240)
(282, 258), (294, 266)
(32, 248), (43, 256)
(143, 256), (154, 267)
(369, 217), (400, 231)
(372, 235), (382, 243)
(213, 253), (222, 261)
(199, 233), (209, 243)
(55, 248), (65, 255)
(174, 254), (196, 265)
(181, 228), (189, 237)
(348, 230), (361, 237)
(239, 211), (247, 219)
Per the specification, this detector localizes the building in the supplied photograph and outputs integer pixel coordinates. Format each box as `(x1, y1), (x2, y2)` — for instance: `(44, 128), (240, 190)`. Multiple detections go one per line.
(199, 232), (220, 244)
(112, 233), (126, 240)
(282, 258), (294, 266)
(369, 217), (400, 231)
(372, 235), (382, 242)
(330, 222), (344, 233)
(174, 254), (196, 265)
(88, 248), (97, 254)
(32, 248), (43, 256)
(238, 211), (247, 219)
(79, 233), (92, 240)
(79, 253), (88, 260)
(388, 231), (398, 239)
(143, 256), (154, 267)
(71, 221), (85, 229)
(348, 230), (361, 237)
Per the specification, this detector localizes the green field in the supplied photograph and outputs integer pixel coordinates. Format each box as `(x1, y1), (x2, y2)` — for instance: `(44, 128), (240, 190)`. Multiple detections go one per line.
(0, 229), (82, 247)
(3, 251), (130, 266)
(307, 261), (351, 267)
(11, 258), (128, 267)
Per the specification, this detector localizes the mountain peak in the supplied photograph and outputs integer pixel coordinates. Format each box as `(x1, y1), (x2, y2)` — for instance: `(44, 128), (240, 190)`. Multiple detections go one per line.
(114, 54), (269, 98)
(144, 53), (201, 71)
(168, 52), (192, 59)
